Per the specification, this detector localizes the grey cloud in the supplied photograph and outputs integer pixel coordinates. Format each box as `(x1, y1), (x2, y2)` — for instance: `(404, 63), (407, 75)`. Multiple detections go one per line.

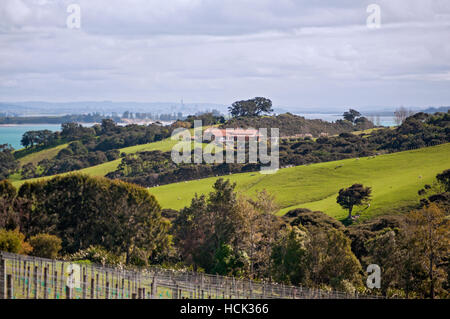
(0, 0), (449, 109)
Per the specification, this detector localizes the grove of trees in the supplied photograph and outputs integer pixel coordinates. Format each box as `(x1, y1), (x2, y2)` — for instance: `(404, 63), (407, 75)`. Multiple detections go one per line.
(0, 174), (171, 265)
(1, 168), (449, 298)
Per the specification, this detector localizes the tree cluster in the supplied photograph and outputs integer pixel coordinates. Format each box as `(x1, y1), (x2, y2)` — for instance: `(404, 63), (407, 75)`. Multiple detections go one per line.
(223, 112), (373, 137)
(0, 144), (18, 180)
(0, 174), (171, 265)
(15, 119), (175, 178)
(228, 97), (274, 118)
(105, 112), (449, 188)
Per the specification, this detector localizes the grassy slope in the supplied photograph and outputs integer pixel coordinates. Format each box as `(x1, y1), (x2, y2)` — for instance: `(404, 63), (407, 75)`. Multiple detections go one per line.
(18, 143), (69, 166)
(11, 137), (208, 188)
(149, 143), (450, 220)
(15, 124), (368, 183)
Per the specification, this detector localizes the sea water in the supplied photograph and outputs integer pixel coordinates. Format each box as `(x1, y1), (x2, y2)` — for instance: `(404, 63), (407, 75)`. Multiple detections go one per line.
(0, 124), (62, 150)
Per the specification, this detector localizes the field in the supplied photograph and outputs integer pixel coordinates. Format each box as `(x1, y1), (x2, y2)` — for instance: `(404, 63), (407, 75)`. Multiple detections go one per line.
(11, 131), (450, 222)
(149, 143), (450, 220)
(18, 143), (69, 166)
(11, 137), (208, 188)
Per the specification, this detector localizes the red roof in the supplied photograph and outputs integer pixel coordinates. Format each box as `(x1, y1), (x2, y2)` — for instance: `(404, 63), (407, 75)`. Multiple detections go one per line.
(205, 128), (262, 137)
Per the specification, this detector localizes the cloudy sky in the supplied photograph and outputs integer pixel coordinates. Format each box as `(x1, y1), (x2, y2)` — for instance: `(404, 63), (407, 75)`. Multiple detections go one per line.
(1, 0), (450, 110)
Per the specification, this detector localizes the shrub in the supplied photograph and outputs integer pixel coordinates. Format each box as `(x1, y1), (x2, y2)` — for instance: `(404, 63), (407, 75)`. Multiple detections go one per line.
(29, 233), (62, 259)
(65, 245), (124, 267)
(0, 228), (32, 254)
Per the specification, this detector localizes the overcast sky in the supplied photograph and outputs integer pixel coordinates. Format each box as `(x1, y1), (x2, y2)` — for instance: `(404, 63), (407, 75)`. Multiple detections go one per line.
(1, 0), (449, 111)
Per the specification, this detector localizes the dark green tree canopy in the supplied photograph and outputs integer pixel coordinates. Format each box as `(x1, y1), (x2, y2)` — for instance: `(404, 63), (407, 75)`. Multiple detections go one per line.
(343, 109), (361, 123)
(173, 178), (241, 273)
(10, 174), (169, 264)
(228, 97), (273, 118)
(336, 184), (372, 219)
(0, 144), (18, 181)
(436, 169), (450, 192)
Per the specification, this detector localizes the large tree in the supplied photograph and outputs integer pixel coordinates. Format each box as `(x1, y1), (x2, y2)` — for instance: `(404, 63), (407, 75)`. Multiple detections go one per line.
(403, 204), (449, 298)
(343, 109), (361, 123)
(270, 226), (309, 285)
(13, 174), (170, 264)
(173, 178), (241, 273)
(237, 190), (282, 278)
(228, 97), (273, 118)
(336, 184), (372, 219)
(307, 228), (363, 290)
(0, 180), (18, 230)
(0, 144), (18, 180)
(21, 130), (57, 148)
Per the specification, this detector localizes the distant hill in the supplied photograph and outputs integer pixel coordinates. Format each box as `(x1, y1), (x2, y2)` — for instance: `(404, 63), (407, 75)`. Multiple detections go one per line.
(0, 101), (228, 117)
(421, 106), (450, 113)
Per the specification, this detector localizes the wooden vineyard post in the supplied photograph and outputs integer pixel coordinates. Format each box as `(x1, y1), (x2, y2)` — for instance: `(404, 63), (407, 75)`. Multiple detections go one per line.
(54, 270), (58, 299)
(82, 273), (87, 299)
(6, 274), (13, 299)
(0, 255), (5, 299)
(200, 274), (204, 299)
(90, 278), (95, 299)
(22, 261), (27, 295)
(43, 266), (48, 299)
(121, 277), (125, 299)
(26, 265), (30, 299)
(33, 266), (38, 299)
(96, 273), (99, 298)
(60, 263), (64, 298)
(105, 278), (110, 299)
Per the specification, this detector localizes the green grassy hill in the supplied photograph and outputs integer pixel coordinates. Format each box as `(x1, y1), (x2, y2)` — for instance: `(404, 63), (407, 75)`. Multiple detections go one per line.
(149, 143), (450, 221)
(11, 138), (207, 188)
(17, 143), (69, 166)
(12, 125), (374, 186)
(12, 129), (450, 222)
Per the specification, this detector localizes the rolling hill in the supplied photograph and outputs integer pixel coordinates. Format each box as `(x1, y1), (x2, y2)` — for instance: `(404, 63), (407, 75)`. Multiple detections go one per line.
(148, 143), (450, 221)
(11, 137), (207, 187)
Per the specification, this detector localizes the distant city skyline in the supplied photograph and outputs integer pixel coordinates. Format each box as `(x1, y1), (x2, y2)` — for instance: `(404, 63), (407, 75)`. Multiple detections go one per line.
(1, 1), (450, 110)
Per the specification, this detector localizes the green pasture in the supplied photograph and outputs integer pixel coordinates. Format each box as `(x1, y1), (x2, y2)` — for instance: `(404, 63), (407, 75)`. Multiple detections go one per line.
(149, 143), (450, 220)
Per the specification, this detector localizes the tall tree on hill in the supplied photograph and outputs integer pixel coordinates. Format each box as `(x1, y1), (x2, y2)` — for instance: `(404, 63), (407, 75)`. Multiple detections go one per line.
(0, 180), (18, 230)
(228, 97), (273, 117)
(270, 226), (309, 285)
(173, 178), (241, 273)
(336, 184), (372, 219)
(403, 204), (450, 299)
(0, 144), (18, 180)
(343, 109), (361, 123)
(101, 118), (117, 134)
(237, 190), (282, 278)
(307, 228), (363, 290)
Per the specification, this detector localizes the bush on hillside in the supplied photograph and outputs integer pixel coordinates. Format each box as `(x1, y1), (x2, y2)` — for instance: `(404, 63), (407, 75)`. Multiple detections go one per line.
(29, 233), (62, 259)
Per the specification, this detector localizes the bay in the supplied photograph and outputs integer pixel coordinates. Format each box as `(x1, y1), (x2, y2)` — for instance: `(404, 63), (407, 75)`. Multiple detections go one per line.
(0, 124), (62, 150)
